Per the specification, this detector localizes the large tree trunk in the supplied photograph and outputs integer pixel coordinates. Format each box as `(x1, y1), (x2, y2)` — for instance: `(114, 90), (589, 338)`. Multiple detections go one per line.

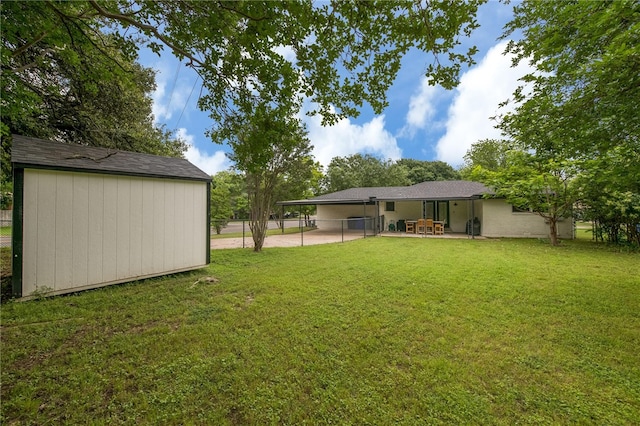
(247, 173), (274, 252)
(548, 217), (559, 246)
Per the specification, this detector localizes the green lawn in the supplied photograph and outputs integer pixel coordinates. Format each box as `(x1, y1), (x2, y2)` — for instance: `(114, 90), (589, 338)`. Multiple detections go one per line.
(2, 237), (639, 424)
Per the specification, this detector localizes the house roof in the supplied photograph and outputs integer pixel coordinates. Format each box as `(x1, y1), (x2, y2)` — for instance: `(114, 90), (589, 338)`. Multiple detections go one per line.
(279, 180), (493, 206)
(11, 135), (211, 181)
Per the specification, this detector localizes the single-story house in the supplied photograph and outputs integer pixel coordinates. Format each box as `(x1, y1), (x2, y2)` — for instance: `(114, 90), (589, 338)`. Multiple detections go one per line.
(11, 135), (211, 299)
(278, 180), (574, 239)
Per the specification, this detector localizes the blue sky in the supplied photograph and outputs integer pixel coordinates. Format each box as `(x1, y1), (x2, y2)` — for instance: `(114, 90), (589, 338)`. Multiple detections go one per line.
(140, 1), (533, 175)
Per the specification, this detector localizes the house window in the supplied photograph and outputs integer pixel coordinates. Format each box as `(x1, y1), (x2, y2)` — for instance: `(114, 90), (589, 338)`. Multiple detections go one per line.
(385, 202), (395, 212)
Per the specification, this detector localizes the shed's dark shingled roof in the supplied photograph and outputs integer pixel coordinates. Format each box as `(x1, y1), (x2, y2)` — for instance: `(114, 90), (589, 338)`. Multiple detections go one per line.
(280, 180), (492, 205)
(11, 135), (211, 181)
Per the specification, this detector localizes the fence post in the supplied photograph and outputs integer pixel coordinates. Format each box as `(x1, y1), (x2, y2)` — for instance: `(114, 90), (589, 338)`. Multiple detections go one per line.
(242, 220), (246, 248)
(300, 215), (304, 247)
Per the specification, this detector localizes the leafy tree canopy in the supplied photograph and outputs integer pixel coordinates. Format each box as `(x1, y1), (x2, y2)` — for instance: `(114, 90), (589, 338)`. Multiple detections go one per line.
(1, 1), (186, 198)
(395, 159), (460, 184)
(322, 154), (410, 193)
(5, 0), (485, 127)
(460, 139), (511, 179)
(221, 103), (313, 252)
(212, 170), (249, 220)
(483, 0), (640, 245)
(1, 1), (185, 154)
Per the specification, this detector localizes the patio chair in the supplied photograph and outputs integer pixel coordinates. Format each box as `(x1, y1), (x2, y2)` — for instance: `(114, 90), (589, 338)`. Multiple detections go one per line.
(396, 219), (406, 232)
(406, 221), (415, 233)
(417, 218), (426, 234)
(425, 219), (434, 235)
(434, 222), (444, 235)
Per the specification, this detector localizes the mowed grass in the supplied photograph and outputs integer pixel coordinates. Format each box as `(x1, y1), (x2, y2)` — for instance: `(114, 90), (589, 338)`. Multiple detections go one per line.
(1, 237), (639, 424)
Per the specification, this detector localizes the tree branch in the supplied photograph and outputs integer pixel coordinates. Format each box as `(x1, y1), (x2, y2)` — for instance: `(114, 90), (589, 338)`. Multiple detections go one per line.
(86, 0), (206, 68)
(10, 31), (48, 58)
(216, 1), (269, 22)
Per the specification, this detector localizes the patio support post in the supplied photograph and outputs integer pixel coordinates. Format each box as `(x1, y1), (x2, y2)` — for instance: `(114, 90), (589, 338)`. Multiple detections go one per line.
(300, 205), (304, 247)
(363, 201), (367, 238)
(471, 199), (475, 239)
(281, 205), (285, 234)
(422, 200), (426, 238)
(375, 200), (379, 236)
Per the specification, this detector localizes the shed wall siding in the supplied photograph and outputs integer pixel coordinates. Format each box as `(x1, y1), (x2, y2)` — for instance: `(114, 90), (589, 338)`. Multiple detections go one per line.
(22, 169), (208, 297)
(482, 199), (574, 239)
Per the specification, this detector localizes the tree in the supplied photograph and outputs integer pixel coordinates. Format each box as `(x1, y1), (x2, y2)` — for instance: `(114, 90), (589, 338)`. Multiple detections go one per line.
(1, 1), (185, 153)
(396, 159), (460, 184)
(212, 170), (249, 220)
(576, 148), (640, 245)
(459, 139), (511, 179)
(323, 154), (409, 193)
(272, 159), (323, 227)
(472, 149), (578, 246)
(217, 105), (313, 252)
(210, 173), (234, 235)
(498, 0), (640, 246)
(1, 1), (185, 199)
(4, 1), (485, 126)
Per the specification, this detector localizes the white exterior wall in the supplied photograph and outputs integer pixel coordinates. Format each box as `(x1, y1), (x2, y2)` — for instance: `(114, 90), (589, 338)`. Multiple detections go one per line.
(447, 200), (483, 233)
(481, 199), (574, 239)
(380, 201), (421, 230)
(22, 169), (208, 297)
(316, 204), (377, 231)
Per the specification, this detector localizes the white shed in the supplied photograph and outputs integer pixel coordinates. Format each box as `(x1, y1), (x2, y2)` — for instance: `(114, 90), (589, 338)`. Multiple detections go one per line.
(11, 135), (211, 299)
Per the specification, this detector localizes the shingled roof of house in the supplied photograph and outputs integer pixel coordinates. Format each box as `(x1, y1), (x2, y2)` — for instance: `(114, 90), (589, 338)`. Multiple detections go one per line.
(11, 135), (210, 181)
(279, 180), (493, 205)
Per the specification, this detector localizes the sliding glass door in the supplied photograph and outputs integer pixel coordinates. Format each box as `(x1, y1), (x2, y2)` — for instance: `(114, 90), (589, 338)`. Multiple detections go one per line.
(423, 201), (449, 227)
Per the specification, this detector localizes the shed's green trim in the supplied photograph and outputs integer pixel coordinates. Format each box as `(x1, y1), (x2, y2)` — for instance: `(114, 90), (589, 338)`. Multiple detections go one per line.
(206, 181), (211, 264)
(11, 167), (24, 298)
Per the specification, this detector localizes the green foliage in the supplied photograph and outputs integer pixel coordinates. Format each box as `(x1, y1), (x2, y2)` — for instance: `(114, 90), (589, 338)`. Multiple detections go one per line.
(497, 0), (640, 247)
(395, 159), (461, 184)
(214, 104), (313, 251)
(210, 176), (234, 235)
(322, 156), (461, 193)
(178, 0), (485, 125)
(1, 1), (187, 199)
(272, 159), (323, 225)
(2, 238), (639, 423)
(211, 170), (249, 220)
(460, 139), (511, 179)
(323, 154), (410, 192)
(6, 1), (485, 127)
(472, 150), (579, 246)
(576, 147), (640, 245)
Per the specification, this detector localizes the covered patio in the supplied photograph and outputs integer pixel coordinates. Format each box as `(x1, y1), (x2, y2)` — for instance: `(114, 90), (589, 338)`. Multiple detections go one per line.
(277, 181), (489, 239)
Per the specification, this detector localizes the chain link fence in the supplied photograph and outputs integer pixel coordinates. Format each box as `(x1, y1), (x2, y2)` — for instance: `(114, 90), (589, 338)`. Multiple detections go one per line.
(1, 210), (11, 249)
(210, 217), (378, 249)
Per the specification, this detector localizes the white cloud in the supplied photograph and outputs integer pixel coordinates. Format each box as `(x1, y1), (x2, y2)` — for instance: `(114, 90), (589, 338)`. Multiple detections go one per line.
(178, 128), (231, 175)
(435, 41), (535, 167)
(273, 44), (297, 63)
(401, 78), (441, 137)
(304, 112), (402, 167)
(151, 60), (197, 125)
